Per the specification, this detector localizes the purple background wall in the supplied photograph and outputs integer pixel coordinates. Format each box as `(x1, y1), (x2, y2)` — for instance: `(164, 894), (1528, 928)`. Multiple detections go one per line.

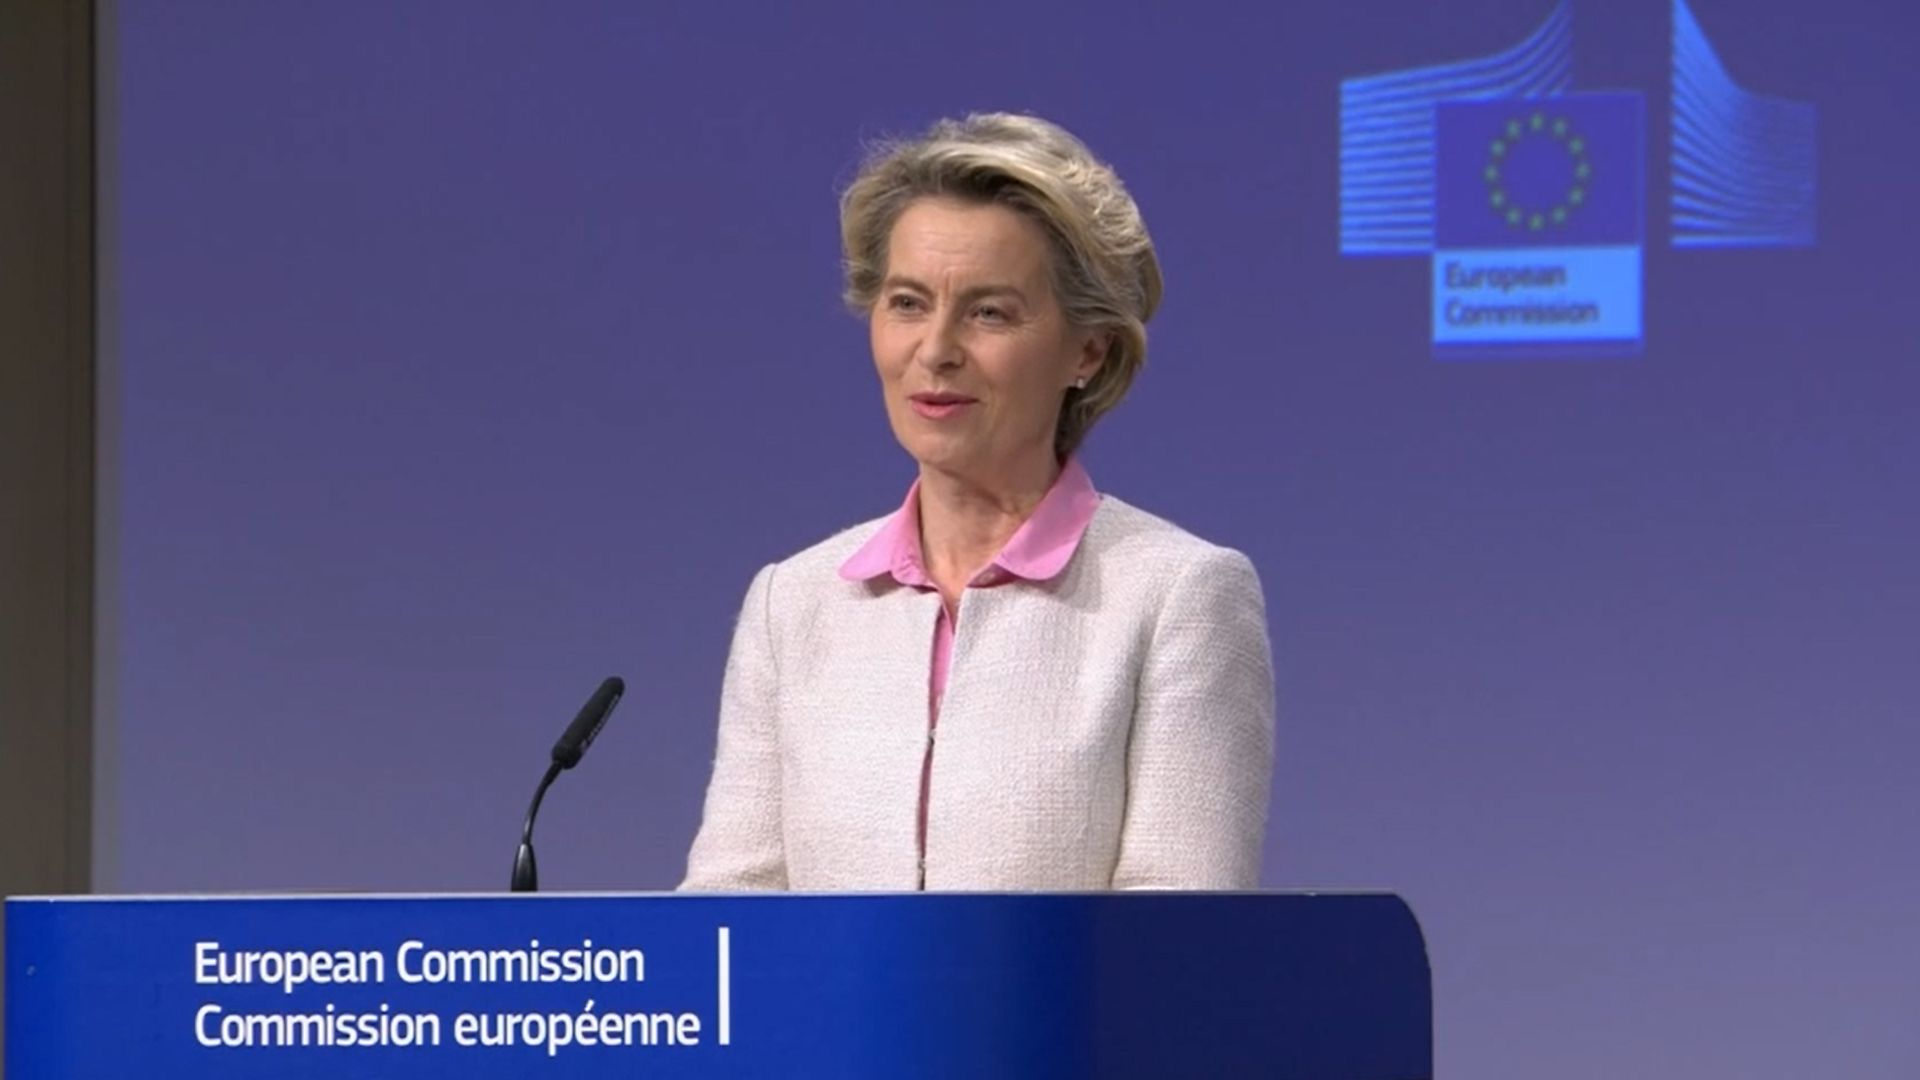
(101, 1), (1918, 1075)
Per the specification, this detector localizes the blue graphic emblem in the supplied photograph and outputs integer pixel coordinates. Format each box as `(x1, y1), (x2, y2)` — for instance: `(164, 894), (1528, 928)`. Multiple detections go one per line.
(1339, 0), (1817, 359)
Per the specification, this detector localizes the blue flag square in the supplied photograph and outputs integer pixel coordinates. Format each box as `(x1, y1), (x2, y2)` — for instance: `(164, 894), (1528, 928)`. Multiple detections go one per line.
(1436, 92), (1644, 249)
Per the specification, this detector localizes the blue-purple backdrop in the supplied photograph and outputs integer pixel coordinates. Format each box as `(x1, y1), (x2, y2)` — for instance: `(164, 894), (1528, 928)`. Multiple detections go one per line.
(101, 1), (1918, 1076)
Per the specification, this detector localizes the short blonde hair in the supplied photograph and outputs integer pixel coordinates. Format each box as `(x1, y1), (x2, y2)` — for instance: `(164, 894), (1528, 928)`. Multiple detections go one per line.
(839, 113), (1163, 462)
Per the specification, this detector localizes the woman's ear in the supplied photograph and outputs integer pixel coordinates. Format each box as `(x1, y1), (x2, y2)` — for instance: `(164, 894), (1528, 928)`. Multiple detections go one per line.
(1074, 330), (1112, 385)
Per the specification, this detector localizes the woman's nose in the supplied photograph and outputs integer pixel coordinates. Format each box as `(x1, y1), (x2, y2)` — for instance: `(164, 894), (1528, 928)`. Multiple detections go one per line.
(914, 316), (965, 371)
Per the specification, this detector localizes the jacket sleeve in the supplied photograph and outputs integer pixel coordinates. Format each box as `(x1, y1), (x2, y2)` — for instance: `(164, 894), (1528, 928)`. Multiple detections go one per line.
(1111, 547), (1276, 890)
(680, 563), (788, 891)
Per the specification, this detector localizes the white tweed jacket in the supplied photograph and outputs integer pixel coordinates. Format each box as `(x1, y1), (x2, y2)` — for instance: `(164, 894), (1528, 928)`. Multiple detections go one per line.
(680, 494), (1274, 891)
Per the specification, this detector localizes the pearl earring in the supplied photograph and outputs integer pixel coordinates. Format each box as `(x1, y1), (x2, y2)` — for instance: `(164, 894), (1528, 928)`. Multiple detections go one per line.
(1074, 376), (1089, 390)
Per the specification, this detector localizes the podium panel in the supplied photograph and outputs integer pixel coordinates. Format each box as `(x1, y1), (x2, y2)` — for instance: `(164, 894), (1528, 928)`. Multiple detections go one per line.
(6, 892), (1429, 1079)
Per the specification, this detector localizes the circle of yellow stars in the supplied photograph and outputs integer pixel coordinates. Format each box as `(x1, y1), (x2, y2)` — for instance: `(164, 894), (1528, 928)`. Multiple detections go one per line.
(1484, 111), (1591, 232)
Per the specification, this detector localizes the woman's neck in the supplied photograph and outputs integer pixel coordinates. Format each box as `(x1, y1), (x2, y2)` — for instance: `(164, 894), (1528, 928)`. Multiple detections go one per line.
(915, 454), (1059, 607)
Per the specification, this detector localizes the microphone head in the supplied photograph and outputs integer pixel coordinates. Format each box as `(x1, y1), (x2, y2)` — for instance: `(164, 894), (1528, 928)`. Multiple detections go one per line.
(552, 676), (624, 769)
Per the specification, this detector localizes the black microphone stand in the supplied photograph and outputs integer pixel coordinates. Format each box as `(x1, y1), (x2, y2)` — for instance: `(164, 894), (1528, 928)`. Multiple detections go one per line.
(511, 762), (563, 892)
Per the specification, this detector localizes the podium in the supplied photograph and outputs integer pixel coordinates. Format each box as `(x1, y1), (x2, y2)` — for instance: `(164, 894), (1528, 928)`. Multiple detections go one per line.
(6, 892), (1430, 1079)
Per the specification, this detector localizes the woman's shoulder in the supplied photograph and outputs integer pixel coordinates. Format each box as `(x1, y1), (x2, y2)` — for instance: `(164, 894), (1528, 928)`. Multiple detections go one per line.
(1084, 496), (1269, 643)
(1085, 494), (1260, 585)
(757, 513), (891, 584)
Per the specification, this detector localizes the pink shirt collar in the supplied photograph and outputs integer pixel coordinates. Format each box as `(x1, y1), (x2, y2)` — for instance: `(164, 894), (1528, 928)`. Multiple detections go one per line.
(838, 458), (1100, 587)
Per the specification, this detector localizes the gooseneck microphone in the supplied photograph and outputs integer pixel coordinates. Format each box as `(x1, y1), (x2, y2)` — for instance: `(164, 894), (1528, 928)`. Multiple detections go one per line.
(511, 676), (625, 892)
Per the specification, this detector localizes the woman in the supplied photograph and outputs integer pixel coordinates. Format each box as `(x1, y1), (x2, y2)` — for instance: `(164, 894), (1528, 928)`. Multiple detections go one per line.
(681, 113), (1273, 891)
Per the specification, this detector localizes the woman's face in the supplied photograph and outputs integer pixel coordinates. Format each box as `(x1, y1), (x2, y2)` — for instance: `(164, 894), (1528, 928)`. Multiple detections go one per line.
(870, 197), (1104, 486)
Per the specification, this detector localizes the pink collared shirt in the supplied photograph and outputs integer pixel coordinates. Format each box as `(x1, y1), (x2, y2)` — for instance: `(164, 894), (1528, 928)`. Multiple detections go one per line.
(837, 457), (1102, 865)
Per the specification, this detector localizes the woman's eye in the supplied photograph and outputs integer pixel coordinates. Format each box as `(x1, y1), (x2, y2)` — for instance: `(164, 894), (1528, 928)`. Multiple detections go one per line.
(886, 294), (923, 313)
(976, 305), (1007, 323)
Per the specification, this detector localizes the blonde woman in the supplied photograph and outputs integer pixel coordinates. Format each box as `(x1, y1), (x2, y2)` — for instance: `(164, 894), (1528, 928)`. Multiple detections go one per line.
(682, 114), (1273, 892)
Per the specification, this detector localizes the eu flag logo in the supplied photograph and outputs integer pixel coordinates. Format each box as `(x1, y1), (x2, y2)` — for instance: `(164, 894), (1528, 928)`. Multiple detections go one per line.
(1437, 93), (1643, 249)
(1432, 92), (1645, 357)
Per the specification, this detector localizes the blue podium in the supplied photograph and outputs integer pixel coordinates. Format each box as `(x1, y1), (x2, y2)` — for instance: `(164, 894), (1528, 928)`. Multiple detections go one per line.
(6, 892), (1429, 1079)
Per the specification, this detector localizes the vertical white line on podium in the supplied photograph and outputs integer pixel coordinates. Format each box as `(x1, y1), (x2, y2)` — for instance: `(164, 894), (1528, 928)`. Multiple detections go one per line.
(717, 926), (732, 1046)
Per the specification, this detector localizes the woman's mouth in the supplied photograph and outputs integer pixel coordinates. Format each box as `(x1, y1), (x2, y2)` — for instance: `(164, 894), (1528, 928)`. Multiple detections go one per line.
(909, 393), (977, 420)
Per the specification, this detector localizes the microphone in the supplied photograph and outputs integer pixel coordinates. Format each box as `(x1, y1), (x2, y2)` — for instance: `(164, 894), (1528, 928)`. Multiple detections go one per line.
(511, 676), (624, 892)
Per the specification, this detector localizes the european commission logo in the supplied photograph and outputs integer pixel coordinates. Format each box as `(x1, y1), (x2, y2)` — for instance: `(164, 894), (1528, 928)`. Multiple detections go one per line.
(1339, 0), (1817, 359)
